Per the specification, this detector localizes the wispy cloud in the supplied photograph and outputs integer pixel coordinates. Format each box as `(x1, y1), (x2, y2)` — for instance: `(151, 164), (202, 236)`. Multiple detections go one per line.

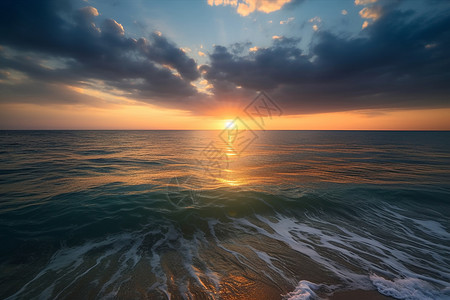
(280, 17), (294, 24)
(362, 20), (369, 29)
(308, 16), (321, 23)
(359, 6), (382, 20)
(354, 0), (377, 5)
(309, 16), (321, 31)
(208, 0), (293, 16)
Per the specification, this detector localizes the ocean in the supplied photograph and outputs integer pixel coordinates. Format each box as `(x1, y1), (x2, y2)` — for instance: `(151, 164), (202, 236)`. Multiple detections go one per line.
(0, 130), (449, 299)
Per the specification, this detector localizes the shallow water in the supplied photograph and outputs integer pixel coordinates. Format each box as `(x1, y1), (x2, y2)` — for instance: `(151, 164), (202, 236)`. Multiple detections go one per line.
(0, 130), (449, 299)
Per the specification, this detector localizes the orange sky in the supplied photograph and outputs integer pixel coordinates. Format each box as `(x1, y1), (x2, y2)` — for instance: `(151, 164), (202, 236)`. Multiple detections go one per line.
(1, 102), (449, 130)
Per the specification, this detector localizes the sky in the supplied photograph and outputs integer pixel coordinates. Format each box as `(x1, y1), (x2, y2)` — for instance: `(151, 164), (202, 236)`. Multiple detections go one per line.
(0, 0), (449, 130)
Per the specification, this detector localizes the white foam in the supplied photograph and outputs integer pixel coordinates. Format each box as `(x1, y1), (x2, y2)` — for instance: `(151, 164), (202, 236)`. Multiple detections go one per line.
(5, 233), (133, 300)
(231, 210), (450, 294)
(6, 201), (449, 299)
(370, 274), (450, 300)
(412, 219), (450, 239)
(282, 280), (321, 300)
(232, 215), (371, 287)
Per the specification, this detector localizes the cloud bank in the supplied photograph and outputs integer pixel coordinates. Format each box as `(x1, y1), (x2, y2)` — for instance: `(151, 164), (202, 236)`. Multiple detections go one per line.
(0, 0), (202, 110)
(0, 0), (449, 116)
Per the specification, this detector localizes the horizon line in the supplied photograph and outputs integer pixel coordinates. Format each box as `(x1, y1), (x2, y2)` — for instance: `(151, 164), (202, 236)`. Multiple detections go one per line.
(1, 129), (450, 132)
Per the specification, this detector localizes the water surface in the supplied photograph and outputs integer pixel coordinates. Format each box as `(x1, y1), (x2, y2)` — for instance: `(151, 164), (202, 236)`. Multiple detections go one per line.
(0, 130), (449, 299)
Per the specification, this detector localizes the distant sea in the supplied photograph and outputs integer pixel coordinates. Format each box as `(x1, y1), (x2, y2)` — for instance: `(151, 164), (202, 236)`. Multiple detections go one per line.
(0, 130), (449, 299)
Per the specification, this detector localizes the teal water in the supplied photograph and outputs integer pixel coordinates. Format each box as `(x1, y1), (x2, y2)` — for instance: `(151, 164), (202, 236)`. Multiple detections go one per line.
(0, 131), (449, 299)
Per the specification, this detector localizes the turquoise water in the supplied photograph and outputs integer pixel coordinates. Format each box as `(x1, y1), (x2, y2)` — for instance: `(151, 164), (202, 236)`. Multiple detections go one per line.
(0, 131), (449, 299)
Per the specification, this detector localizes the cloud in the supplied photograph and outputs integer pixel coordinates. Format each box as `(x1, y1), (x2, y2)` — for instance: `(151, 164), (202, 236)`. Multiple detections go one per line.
(355, 0), (377, 5)
(198, 51), (206, 56)
(308, 16), (321, 23)
(140, 33), (201, 81)
(200, 7), (450, 115)
(208, 0), (293, 16)
(280, 17), (295, 24)
(342, 9), (348, 15)
(208, 0), (238, 5)
(77, 6), (99, 22)
(357, 2), (386, 30)
(101, 19), (125, 36)
(0, 0), (202, 110)
(308, 17), (322, 31)
(308, 16), (321, 31)
(359, 6), (383, 20)
(1, 0), (450, 118)
(0, 79), (113, 107)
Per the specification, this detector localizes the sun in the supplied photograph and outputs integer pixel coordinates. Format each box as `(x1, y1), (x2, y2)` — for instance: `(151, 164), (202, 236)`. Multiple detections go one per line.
(224, 119), (235, 129)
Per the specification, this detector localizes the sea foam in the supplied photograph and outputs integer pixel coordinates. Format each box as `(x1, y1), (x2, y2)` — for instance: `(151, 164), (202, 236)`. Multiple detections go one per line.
(370, 274), (450, 300)
(282, 280), (321, 300)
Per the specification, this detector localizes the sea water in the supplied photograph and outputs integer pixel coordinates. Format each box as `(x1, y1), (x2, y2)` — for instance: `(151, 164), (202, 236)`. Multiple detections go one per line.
(0, 130), (449, 299)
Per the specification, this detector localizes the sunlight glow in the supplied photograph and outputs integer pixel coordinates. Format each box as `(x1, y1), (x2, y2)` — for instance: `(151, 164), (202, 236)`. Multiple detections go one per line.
(1, 104), (449, 130)
(224, 119), (235, 129)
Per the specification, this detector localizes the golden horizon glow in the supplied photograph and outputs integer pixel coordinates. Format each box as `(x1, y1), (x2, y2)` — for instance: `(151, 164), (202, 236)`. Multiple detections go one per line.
(1, 102), (450, 130)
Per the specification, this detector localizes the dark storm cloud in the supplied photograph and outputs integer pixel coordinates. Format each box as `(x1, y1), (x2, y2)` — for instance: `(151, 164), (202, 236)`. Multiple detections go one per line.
(138, 33), (200, 82)
(0, 0), (201, 107)
(202, 6), (450, 114)
(201, 37), (308, 91)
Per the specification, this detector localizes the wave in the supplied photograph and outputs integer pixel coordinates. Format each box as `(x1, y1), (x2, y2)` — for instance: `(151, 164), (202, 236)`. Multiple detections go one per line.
(370, 274), (450, 300)
(282, 281), (322, 300)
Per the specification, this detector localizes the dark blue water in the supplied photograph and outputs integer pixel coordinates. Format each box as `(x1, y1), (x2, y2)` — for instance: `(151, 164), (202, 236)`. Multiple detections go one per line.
(0, 131), (449, 299)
